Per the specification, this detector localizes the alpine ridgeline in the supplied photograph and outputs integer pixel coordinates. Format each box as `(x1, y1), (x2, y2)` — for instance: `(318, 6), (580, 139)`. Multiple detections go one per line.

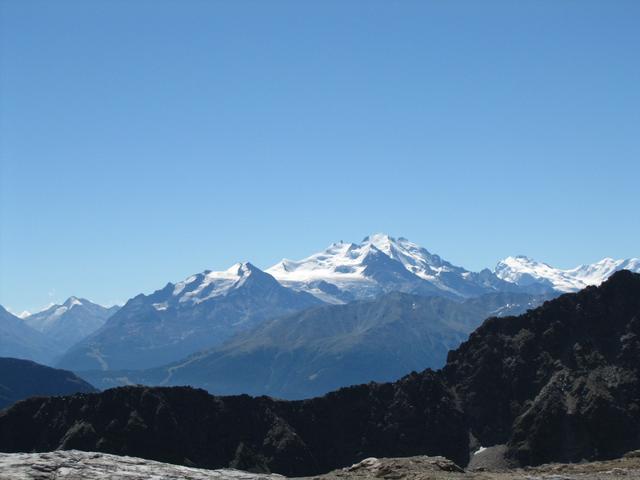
(56, 263), (322, 371)
(267, 234), (639, 301)
(23, 297), (118, 352)
(267, 234), (541, 302)
(83, 291), (545, 398)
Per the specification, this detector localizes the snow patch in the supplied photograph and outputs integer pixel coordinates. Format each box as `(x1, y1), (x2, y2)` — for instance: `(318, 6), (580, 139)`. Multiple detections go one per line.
(172, 262), (256, 304)
(266, 233), (480, 301)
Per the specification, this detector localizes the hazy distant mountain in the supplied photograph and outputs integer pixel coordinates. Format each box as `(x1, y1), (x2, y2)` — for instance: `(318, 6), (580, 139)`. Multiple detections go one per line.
(267, 234), (547, 302)
(0, 306), (62, 365)
(0, 357), (96, 410)
(23, 297), (119, 351)
(57, 263), (322, 372)
(82, 291), (547, 398)
(495, 255), (640, 292)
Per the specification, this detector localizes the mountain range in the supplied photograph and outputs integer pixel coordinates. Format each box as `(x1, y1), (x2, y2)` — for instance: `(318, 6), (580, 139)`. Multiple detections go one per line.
(267, 234), (541, 302)
(268, 234), (639, 301)
(2, 271), (639, 475)
(82, 291), (546, 398)
(495, 255), (640, 292)
(56, 263), (322, 371)
(1, 234), (638, 388)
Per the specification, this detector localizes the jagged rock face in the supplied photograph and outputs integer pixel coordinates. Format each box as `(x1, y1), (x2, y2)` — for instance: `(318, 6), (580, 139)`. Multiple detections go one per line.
(0, 387), (313, 475)
(287, 371), (468, 472)
(0, 372), (468, 476)
(445, 270), (640, 465)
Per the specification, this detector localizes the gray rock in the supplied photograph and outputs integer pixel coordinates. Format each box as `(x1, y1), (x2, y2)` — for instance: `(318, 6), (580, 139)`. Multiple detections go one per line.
(0, 450), (285, 480)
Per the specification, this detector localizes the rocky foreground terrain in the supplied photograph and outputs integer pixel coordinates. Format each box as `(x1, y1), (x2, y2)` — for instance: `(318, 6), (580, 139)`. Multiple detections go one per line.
(3, 450), (640, 480)
(0, 450), (285, 480)
(307, 452), (640, 480)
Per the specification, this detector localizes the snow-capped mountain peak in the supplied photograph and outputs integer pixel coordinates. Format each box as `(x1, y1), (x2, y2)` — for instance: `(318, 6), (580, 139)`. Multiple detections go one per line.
(28, 297), (87, 326)
(169, 262), (267, 306)
(63, 296), (83, 309)
(361, 233), (452, 280)
(267, 242), (368, 283)
(494, 255), (640, 292)
(567, 257), (640, 285)
(22, 297), (118, 351)
(267, 233), (507, 302)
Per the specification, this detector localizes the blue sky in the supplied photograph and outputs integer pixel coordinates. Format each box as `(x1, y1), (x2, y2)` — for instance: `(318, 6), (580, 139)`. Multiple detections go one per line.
(1, 0), (638, 312)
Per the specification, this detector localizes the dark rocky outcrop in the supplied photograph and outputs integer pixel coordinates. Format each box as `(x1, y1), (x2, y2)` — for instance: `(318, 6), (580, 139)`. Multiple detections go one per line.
(445, 269), (640, 464)
(0, 372), (467, 476)
(0, 357), (96, 410)
(0, 271), (639, 475)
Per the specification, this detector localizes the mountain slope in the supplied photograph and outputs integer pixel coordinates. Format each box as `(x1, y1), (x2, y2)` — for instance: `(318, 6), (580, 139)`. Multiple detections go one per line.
(56, 263), (322, 371)
(23, 297), (119, 351)
(268, 234), (537, 302)
(0, 357), (96, 410)
(0, 306), (62, 365)
(83, 292), (546, 398)
(445, 269), (640, 465)
(495, 255), (640, 292)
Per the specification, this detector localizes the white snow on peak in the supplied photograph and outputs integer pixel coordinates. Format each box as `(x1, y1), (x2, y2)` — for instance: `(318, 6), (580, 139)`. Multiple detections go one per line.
(34, 302), (56, 314)
(172, 262), (257, 304)
(172, 274), (199, 296)
(34, 297), (85, 321)
(267, 233), (471, 302)
(267, 241), (369, 283)
(64, 297), (83, 309)
(495, 255), (640, 292)
(568, 257), (640, 285)
(362, 233), (455, 281)
(53, 306), (69, 317)
(268, 233), (453, 284)
(17, 310), (31, 319)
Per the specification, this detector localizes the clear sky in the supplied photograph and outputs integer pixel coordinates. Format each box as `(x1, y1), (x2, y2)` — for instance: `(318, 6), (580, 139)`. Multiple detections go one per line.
(1, 0), (638, 313)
